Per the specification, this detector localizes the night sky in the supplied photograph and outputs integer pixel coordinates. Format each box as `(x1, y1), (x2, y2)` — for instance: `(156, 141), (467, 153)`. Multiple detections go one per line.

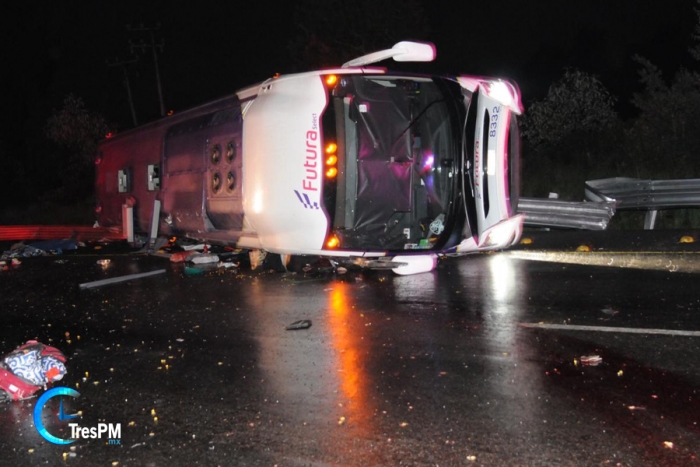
(2, 1), (698, 167)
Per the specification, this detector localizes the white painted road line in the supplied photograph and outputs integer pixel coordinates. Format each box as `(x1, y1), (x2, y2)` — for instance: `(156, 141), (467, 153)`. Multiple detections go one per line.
(79, 269), (167, 289)
(507, 250), (700, 273)
(519, 323), (700, 337)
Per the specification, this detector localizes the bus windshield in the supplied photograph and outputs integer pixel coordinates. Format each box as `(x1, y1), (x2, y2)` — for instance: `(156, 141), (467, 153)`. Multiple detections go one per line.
(324, 75), (466, 252)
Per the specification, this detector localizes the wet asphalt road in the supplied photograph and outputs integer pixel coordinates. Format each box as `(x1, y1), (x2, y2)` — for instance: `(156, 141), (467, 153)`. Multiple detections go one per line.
(1, 230), (700, 466)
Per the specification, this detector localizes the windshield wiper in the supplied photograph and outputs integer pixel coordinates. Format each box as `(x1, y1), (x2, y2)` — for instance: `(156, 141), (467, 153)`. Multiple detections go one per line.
(392, 98), (445, 147)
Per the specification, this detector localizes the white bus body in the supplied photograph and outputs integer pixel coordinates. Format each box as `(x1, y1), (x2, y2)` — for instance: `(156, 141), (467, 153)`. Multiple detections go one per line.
(95, 42), (524, 274)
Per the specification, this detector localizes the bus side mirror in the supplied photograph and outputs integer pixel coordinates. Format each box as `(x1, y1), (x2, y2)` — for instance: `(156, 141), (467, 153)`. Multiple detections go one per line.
(342, 41), (436, 68)
(391, 41), (436, 62)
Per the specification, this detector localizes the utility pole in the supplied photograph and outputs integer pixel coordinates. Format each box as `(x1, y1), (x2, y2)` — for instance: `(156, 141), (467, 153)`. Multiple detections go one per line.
(128, 23), (166, 117)
(106, 56), (139, 127)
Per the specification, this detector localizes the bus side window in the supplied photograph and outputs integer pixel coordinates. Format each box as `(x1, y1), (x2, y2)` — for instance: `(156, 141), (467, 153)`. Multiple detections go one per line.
(148, 164), (160, 191)
(118, 169), (131, 193)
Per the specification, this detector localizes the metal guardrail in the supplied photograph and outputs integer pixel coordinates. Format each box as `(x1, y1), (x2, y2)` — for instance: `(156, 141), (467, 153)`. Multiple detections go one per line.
(585, 177), (700, 208)
(585, 177), (700, 229)
(518, 198), (617, 230)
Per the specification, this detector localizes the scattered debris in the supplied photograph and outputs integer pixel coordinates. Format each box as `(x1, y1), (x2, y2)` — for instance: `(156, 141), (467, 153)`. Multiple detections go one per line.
(170, 251), (196, 263)
(29, 239), (78, 254)
(0, 341), (67, 402)
(601, 306), (620, 316)
(249, 250), (267, 271)
(285, 320), (312, 331)
(1, 243), (46, 260)
(580, 355), (603, 366)
(576, 244), (592, 252)
(97, 259), (111, 266)
(679, 236), (694, 244)
(182, 243), (210, 251)
(189, 254), (220, 264)
(184, 267), (204, 277)
(663, 441), (674, 449)
(79, 269), (166, 289)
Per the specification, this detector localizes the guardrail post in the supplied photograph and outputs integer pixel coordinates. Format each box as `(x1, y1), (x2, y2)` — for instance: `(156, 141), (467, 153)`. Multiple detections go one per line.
(644, 210), (658, 230)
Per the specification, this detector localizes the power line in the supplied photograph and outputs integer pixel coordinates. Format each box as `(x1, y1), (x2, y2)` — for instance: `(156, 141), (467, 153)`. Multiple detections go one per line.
(106, 56), (139, 127)
(127, 23), (166, 117)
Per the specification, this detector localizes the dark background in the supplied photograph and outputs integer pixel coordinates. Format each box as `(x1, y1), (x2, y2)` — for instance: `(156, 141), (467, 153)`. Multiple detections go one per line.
(1, 0), (698, 215)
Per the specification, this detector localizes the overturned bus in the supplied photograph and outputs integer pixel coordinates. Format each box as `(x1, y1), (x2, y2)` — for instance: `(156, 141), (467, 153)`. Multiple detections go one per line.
(95, 41), (524, 275)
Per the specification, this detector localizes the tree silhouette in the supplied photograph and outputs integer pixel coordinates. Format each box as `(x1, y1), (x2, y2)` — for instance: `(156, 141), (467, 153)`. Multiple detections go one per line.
(520, 69), (620, 199)
(522, 69), (618, 151)
(45, 94), (112, 200)
(624, 56), (700, 179)
(690, 0), (700, 61)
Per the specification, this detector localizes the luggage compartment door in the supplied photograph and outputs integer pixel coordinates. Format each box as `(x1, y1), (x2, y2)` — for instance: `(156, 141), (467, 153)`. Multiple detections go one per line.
(163, 107), (244, 233)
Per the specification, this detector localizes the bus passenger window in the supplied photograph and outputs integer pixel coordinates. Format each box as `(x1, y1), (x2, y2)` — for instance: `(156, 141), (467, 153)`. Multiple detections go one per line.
(148, 164), (160, 191)
(118, 169), (131, 193)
